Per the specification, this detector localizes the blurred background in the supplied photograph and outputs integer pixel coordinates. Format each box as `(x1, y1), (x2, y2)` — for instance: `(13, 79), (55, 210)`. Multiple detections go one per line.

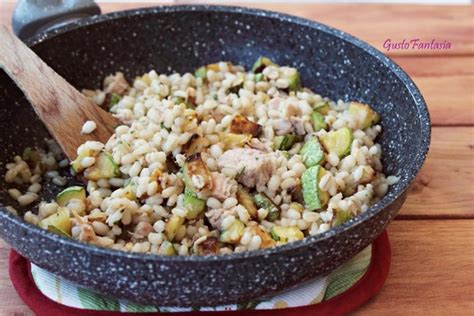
(1, 0), (472, 53)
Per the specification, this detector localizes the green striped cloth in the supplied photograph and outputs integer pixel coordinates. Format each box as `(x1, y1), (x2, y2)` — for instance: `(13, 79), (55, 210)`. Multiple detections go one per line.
(31, 245), (371, 312)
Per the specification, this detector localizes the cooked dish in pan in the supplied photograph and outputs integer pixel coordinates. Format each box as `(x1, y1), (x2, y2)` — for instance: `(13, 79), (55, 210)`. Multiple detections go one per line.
(4, 58), (398, 255)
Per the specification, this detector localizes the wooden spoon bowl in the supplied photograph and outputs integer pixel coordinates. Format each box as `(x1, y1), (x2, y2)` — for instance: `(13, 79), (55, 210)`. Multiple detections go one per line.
(0, 25), (118, 160)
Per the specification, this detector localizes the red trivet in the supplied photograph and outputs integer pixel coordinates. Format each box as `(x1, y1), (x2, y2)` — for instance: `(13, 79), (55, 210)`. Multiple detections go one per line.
(9, 230), (390, 316)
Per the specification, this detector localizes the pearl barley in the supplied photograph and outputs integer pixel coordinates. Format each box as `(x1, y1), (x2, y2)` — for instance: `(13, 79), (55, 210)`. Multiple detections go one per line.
(81, 120), (97, 134)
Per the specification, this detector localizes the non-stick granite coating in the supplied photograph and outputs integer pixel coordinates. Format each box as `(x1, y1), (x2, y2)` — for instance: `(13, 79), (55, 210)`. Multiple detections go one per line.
(0, 6), (430, 307)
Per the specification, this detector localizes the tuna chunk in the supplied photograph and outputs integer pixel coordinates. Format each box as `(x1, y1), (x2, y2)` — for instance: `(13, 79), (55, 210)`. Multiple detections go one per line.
(78, 223), (96, 243)
(217, 148), (278, 188)
(285, 104), (301, 117)
(268, 97), (283, 112)
(290, 117), (306, 135)
(130, 222), (153, 241)
(248, 138), (271, 152)
(274, 117), (306, 136)
(210, 172), (238, 201)
(205, 208), (236, 230)
(274, 119), (293, 136)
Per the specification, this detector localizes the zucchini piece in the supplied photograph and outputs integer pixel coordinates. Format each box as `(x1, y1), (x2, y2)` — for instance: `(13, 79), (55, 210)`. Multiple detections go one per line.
(314, 101), (330, 115)
(311, 111), (328, 131)
(182, 134), (210, 156)
(206, 63), (221, 72)
(194, 66), (207, 79)
(219, 219), (245, 244)
(300, 137), (324, 168)
(254, 193), (280, 222)
(348, 102), (380, 129)
(173, 96), (185, 105)
(183, 188), (206, 220)
(252, 56), (274, 73)
(38, 207), (72, 235)
(273, 136), (284, 150)
(302, 165), (330, 211)
(289, 202), (304, 212)
(183, 153), (212, 198)
(252, 226), (275, 248)
(124, 179), (138, 200)
(270, 226), (304, 243)
(84, 152), (120, 180)
(333, 210), (352, 226)
(56, 186), (86, 207)
(172, 96), (195, 109)
(286, 70), (301, 92)
(218, 132), (252, 150)
(159, 240), (177, 256)
(195, 236), (220, 255)
(138, 73), (151, 86)
(109, 93), (121, 107)
(273, 134), (301, 150)
(195, 62), (230, 79)
(254, 73), (264, 82)
(164, 215), (185, 241)
(230, 114), (262, 137)
(236, 188), (258, 219)
(104, 92), (121, 109)
(319, 127), (353, 158)
(71, 149), (93, 173)
(279, 151), (290, 160)
(47, 225), (72, 238)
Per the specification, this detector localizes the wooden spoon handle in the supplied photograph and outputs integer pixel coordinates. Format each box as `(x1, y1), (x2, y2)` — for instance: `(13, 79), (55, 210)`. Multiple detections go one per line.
(0, 25), (118, 160)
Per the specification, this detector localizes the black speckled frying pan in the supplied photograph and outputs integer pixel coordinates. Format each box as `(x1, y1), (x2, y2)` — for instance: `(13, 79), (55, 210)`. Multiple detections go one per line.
(0, 5), (430, 307)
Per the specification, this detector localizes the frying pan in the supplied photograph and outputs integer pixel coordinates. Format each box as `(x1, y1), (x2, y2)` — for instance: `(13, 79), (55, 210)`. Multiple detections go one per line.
(0, 5), (430, 307)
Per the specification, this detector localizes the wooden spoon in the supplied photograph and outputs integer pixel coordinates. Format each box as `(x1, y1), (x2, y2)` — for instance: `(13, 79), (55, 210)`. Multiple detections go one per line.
(0, 25), (118, 160)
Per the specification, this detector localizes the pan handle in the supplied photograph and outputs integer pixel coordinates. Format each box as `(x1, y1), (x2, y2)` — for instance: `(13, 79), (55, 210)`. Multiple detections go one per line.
(12, 0), (101, 40)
